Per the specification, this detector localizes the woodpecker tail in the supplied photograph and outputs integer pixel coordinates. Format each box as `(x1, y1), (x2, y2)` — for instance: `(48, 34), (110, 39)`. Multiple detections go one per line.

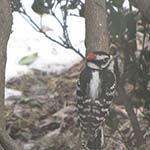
(81, 127), (104, 150)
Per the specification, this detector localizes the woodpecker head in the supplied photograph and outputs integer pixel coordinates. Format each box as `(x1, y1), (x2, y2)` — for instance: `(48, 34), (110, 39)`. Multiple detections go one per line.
(86, 51), (115, 70)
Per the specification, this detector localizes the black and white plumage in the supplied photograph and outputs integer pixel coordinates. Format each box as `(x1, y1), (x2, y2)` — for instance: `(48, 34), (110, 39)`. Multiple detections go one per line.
(76, 51), (116, 150)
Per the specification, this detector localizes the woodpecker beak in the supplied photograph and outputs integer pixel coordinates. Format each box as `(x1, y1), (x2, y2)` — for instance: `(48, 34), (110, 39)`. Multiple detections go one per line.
(87, 53), (96, 60)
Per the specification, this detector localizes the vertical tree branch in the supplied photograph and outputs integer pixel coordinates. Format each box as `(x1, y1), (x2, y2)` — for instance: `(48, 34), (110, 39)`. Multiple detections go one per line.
(0, 0), (22, 150)
(85, 0), (109, 54)
(0, 0), (12, 129)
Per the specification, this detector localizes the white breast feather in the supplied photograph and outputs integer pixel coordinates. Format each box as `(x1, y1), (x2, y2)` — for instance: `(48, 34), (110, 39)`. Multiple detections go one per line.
(89, 71), (100, 100)
(108, 59), (114, 71)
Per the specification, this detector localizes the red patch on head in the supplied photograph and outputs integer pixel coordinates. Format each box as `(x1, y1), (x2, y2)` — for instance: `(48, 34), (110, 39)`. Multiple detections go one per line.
(87, 53), (96, 60)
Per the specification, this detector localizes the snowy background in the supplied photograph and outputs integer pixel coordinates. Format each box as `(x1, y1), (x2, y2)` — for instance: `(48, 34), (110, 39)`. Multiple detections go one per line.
(6, 0), (85, 81)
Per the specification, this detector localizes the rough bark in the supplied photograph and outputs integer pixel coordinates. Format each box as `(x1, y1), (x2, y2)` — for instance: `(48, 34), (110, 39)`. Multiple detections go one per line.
(0, 1), (22, 150)
(85, 0), (109, 54)
(130, 0), (150, 23)
(0, 0), (12, 129)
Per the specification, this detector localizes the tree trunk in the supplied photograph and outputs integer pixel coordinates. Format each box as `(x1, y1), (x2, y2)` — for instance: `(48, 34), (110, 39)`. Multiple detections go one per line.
(0, 1), (22, 150)
(85, 0), (109, 54)
(82, 0), (109, 149)
(0, 0), (12, 129)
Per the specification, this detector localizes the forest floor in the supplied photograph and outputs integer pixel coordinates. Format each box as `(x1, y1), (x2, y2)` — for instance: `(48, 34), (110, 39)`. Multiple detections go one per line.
(5, 62), (149, 150)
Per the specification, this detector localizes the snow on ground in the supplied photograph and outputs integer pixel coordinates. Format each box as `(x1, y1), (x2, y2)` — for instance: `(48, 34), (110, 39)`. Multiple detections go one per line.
(6, 0), (85, 81)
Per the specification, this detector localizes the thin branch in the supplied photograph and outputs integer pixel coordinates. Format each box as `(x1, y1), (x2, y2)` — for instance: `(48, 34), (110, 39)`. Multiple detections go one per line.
(51, 10), (66, 44)
(20, 13), (39, 31)
(60, 0), (72, 47)
(19, 6), (85, 59)
(51, 10), (63, 28)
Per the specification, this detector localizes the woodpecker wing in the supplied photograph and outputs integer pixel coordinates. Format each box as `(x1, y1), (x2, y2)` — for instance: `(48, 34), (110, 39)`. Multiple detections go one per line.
(76, 67), (116, 150)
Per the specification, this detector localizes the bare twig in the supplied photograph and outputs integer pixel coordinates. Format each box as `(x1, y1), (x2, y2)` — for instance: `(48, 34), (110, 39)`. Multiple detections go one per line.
(19, 6), (85, 59)
(60, 0), (72, 47)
